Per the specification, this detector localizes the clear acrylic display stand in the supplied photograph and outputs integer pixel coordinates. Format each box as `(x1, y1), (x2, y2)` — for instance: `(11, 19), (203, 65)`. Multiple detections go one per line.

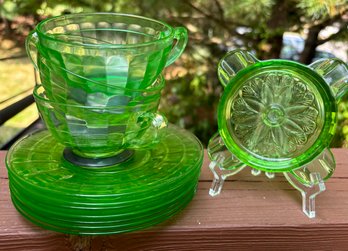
(208, 133), (330, 219)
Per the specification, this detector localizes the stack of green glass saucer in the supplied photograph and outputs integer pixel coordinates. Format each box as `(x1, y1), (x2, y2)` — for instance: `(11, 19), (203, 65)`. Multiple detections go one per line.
(6, 125), (203, 235)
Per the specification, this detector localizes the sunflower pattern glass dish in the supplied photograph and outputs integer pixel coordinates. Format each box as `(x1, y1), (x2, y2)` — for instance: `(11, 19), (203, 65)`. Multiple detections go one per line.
(209, 49), (348, 218)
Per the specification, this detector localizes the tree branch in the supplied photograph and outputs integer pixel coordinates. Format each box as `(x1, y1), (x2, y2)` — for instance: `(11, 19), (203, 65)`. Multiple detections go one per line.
(317, 22), (348, 45)
(183, 0), (244, 38)
(213, 0), (225, 21)
(310, 7), (348, 29)
(299, 7), (348, 64)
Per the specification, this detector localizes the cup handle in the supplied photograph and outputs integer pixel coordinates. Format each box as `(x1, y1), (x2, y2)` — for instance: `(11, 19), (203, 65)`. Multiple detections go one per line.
(25, 31), (39, 70)
(165, 27), (188, 67)
(218, 49), (258, 87)
(309, 58), (348, 101)
(128, 112), (168, 149)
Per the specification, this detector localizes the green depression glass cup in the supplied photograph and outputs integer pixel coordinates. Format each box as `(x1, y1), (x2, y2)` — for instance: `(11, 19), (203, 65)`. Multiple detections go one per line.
(37, 54), (164, 107)
(26, 13), (188, 90)
(33, 83), (167, 166)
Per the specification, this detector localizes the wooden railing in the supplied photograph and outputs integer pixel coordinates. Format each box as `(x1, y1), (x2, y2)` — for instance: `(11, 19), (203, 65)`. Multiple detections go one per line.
(0, 55), (41, 150)
(1, 150), (348, 250)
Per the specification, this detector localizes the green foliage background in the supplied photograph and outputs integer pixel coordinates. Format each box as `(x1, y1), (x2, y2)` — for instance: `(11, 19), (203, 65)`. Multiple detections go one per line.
(1, 0), (347, 147)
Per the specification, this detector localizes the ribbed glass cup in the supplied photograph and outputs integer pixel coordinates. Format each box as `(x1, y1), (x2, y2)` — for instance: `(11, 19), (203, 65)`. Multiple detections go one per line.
(26, 13), (188, 90)
(33, 83), (167, 160)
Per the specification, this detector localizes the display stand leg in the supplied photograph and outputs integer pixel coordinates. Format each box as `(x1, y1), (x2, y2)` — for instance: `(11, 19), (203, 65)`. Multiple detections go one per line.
(209, 160), (246, 196)
(207, 132), (246, 196)
(283, 171), (326, 218)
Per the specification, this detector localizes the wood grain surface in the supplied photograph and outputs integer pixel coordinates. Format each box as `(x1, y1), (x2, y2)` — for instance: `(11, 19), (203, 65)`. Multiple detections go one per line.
(1, 149), (348, 251)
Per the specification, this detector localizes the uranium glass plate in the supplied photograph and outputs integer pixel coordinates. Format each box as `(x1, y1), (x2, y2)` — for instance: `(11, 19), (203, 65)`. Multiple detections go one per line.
(11, 186), (196, 235)
(6, 124), (203, 235)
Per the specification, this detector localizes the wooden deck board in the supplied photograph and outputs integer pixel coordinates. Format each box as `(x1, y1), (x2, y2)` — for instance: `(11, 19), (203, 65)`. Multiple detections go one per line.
(1, 149), (348, 250)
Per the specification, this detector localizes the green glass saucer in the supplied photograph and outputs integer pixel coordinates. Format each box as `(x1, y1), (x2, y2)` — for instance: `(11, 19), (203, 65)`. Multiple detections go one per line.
(6, 124), (203, 235)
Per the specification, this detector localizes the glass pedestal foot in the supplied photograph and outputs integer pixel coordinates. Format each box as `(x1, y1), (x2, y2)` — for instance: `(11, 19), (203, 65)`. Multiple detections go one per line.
(63, 148), (134, 168)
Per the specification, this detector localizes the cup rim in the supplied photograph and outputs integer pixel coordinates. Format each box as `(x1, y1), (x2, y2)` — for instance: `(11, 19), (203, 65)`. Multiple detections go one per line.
(36, 12), (175, 49)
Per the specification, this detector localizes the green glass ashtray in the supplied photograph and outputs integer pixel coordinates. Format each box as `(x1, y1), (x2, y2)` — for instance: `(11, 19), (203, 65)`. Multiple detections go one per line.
(6, 124), (203, 235)
(209, 49), (348, 218)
